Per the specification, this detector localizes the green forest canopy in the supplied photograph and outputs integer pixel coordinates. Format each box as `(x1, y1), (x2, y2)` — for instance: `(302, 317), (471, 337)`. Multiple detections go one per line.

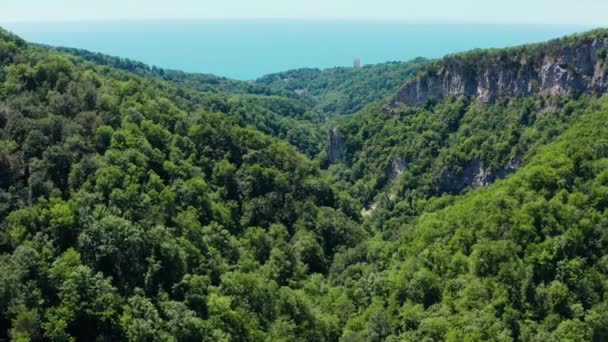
(1, 26), (608, 341)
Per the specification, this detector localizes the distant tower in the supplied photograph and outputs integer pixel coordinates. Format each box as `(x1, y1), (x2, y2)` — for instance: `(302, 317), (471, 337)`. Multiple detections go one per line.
(353, 58), (361, 68)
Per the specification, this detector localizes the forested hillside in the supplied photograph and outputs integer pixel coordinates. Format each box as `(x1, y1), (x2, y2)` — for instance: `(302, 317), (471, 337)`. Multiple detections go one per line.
(0, 27), (365, 341)
(333, 97), (608, 341)
(43, 43), (328, 157)
(51, 46), (279, 96)
(2, 25), (608, 342)
(255, 58), (429, 115)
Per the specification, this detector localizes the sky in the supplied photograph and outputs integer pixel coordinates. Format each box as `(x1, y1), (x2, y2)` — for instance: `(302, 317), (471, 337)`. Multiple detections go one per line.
(1, 0), (608, 26)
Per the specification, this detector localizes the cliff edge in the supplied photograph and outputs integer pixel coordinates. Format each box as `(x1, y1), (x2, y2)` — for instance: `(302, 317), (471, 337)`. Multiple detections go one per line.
(389, 29), (608, 107)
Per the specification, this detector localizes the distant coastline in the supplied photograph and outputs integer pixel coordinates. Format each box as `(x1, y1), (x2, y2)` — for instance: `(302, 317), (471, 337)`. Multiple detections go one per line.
(1, 19), (593, 79)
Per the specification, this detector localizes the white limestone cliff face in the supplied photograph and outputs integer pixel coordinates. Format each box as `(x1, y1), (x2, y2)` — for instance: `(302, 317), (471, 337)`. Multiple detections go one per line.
(389, 38), (608, 107)
(327, 127), (344, 163)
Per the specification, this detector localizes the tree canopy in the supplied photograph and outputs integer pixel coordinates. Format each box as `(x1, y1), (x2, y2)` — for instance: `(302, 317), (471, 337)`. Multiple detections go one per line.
(1, 26), (608, 341)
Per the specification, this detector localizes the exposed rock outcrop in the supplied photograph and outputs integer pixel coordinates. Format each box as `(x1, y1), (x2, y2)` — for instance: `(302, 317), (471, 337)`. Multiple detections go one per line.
(389, 36), (608, 107)
(327, 127), (344, 163)
(438, 159), (518, 194)
(388, 157), (406, 180)
(360, 158), (406, 217)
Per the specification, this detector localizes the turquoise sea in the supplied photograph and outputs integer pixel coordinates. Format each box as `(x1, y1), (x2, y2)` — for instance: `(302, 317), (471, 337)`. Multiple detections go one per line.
(1, 20), (595, 80)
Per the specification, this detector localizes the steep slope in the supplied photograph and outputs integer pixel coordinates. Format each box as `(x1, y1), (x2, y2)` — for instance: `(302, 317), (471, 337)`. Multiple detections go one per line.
(0, 28), (365, 341)
(330, 29), (608, 218)
(3, 24), (608, 342)
(331, 96), (608, 341)
(389, 29), (608, 107)
(316, 28), (608, 340)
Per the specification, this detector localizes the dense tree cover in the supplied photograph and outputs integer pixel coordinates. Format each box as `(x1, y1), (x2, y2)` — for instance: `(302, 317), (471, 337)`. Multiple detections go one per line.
(331, 93), (593, 218)
(326, 98), (608, 340)
(196, 93), (325, 156)
(255, 58), (429, 115)
(0, 28), (365, 341)
(2, 25), (608, 342)
(51, 46), (280, 96)
(45, 44), (326, 157)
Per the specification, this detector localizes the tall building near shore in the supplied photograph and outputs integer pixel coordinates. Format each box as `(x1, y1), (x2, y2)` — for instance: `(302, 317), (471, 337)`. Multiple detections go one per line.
(353, 58), (361, 68)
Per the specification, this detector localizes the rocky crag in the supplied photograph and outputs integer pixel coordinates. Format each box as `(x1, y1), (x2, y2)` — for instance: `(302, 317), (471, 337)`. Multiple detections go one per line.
(327, 127), (344, 163)
(389, 32), (608, 107)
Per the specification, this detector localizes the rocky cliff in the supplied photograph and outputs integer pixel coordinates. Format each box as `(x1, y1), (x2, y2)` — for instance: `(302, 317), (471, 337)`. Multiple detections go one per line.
(327, 127), (344, 163)
(389, 32), (608, 107)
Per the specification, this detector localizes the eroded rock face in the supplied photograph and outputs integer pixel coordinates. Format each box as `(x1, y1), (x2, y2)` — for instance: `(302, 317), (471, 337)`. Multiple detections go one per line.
(327, 127), (344, 163)
(360, 158), (406, 217)
(389, 157), (406, 180)
(438, 159), (518, 194)
(389, 38), (608, 107)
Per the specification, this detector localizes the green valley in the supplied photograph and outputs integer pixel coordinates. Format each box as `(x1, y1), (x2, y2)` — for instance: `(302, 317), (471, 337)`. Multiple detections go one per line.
(1, 25), (608, 342)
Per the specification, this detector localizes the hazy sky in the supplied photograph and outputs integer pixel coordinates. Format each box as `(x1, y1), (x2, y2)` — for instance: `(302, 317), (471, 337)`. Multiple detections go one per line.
(1, 0), (607, 25)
